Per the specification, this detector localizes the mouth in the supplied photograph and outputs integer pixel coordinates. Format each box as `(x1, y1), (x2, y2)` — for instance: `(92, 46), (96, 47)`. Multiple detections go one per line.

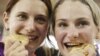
(64, 43), (83, 48)
(28, 35), (39, 41)
(17, 33), (39, 42)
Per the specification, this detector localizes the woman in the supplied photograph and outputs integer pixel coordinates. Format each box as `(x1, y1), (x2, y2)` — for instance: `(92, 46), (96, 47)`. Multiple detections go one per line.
(2, 0), (53, 56)
(52, 0), (100, 56)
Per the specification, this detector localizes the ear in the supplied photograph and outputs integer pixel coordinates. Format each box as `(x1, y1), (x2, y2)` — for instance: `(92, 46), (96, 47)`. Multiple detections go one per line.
(3, 12), (9, 30)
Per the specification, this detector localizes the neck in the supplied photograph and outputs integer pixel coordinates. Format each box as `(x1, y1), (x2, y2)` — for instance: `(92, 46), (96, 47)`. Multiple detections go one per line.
(26, 47), (36, 56)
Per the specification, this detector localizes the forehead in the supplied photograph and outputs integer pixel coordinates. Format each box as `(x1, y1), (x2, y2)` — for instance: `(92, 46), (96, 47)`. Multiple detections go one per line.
(56, 0), (92, 20)
(10, 0), (47, 15)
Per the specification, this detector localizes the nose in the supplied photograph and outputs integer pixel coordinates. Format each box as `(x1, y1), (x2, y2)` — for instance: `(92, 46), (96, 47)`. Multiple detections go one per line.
(65, 27), (79, 42)
(25, 18), (36, 33)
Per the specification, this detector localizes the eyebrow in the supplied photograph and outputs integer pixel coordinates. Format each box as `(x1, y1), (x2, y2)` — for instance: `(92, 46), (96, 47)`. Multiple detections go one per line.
(36, 14), (48, 21)
(56, 17), (89, 21)
(37, 14), (47, 18)
(17, 12), (28, 15)
(76, 17), (88, 22)
(17, 12), (47, 18)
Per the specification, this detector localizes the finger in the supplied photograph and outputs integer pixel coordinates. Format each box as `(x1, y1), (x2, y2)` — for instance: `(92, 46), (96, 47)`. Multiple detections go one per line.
(4, 37), (15, 50)
(83, 44), (96, 56)
(11, 50), (28, 56)
(87, 47), (96, 56)
(17, 50), (28, 56)
(6, 45), (27, 56)
(5, 41), (21, 55)
(13, 45), (26, 53)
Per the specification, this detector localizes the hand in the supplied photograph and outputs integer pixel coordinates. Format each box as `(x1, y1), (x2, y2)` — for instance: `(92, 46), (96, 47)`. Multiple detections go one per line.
(68, 44), (96, 56)
(4, 41), (28, 56)
(69, 48), (85, 56)
(84, 44), (96, 56)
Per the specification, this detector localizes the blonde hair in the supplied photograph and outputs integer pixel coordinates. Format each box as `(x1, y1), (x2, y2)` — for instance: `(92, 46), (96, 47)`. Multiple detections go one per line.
(52, 0), (100, 36)
(84, 0), (100, 27)
(43, 46), (51, 56)
(43, 45), (56, 56)
(84, 0), (100, 40)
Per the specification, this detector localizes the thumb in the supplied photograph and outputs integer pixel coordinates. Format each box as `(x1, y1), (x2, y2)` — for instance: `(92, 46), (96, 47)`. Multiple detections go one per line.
(3, 36), (15, 50)
(83, 44), (96, 56)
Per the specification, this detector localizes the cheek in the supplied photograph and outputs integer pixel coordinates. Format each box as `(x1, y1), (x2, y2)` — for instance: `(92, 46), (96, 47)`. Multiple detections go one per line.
(9, 21), (23, 33)
(55, 29), (65, 43)
(8, 17), (23, 32)
(83, 31), (92, 41)
(38, 24), (48, 37)
(80, 28), (96, 43)
(86, 27), (97, 38)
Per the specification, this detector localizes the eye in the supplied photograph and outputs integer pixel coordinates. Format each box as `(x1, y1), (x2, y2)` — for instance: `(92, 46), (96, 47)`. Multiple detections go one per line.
(76, 21), (89, 28)
(58, 22), (68, 28)
(17, 14), (28, 21)
(35, 15), (47, 24)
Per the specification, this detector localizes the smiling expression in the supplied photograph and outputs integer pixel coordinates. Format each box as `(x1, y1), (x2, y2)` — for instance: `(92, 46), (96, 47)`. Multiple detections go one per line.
(54, 0), (98, 55)
(4, 0), (48, 51)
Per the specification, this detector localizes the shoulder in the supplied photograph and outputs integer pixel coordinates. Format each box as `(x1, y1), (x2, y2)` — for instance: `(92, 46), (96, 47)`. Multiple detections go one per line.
(35, 46), (59, 56)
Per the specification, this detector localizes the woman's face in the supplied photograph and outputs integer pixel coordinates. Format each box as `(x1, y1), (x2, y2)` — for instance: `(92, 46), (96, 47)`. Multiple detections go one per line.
(54, 1), (98, 55)
(4, 0), (48, 50)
